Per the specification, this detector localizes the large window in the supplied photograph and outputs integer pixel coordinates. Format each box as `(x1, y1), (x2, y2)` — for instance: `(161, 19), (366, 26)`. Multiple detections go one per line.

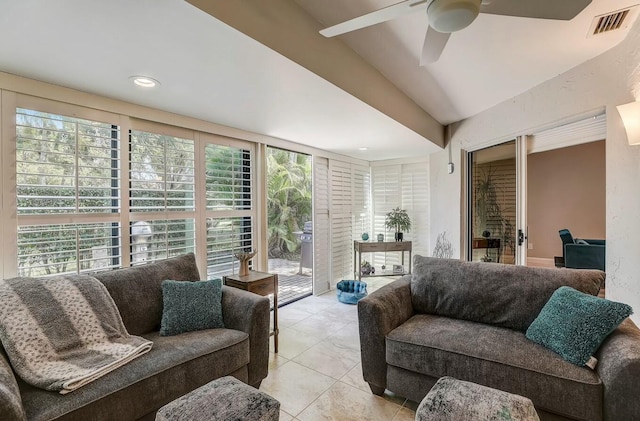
(16, 108), (121, 276)
(13, 103), (254, 278)
(129, 129), (196, 264)
(204, 142), (254, 278)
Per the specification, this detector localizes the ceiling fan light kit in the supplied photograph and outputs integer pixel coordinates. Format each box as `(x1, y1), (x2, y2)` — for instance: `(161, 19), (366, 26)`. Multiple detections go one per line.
(320, 0), (592, 64)
(427, 0), (481, 33)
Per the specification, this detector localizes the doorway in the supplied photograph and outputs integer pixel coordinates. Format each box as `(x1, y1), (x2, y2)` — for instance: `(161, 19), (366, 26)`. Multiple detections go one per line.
(266, 147), (313, 305)
(466, 113), (607, 268)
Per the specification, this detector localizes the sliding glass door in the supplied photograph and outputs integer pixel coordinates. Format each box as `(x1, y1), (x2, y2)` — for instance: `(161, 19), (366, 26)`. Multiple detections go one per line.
(468, 140), (520, 265)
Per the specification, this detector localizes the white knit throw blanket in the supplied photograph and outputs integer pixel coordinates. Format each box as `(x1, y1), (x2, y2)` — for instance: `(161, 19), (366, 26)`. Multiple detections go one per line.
(0, 275), (153, 394)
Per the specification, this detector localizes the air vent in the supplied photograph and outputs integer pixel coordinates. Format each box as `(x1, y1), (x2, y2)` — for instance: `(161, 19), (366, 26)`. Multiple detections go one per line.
(588, 6), (640, 37)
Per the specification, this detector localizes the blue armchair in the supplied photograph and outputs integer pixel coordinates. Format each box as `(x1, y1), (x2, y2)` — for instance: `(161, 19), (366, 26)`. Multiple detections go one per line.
(559, 229), (606, 271)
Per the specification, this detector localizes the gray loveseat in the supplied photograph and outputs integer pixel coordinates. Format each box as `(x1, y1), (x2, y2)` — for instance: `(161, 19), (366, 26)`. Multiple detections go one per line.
(0, 253), (270, 421)
(359, 256), (640, 421)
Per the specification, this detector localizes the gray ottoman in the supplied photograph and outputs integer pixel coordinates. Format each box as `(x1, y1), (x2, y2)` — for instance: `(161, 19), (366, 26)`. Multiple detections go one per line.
(416, 377), (539, 421)
(156, 376), (280, 421)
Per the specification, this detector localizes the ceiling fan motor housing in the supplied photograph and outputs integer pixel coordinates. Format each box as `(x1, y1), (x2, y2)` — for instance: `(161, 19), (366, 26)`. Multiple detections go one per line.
(427, 0), (481, 33)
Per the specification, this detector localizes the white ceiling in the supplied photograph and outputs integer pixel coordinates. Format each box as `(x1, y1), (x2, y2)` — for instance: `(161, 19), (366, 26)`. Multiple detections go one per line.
(0, 0), (636, 161)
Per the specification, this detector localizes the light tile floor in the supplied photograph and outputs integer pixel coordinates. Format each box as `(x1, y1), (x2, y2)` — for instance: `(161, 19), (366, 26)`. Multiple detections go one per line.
(260, 277), (418, 421)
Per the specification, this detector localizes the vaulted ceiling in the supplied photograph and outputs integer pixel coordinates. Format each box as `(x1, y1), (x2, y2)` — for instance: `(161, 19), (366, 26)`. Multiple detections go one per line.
(0, 0), (636, 160)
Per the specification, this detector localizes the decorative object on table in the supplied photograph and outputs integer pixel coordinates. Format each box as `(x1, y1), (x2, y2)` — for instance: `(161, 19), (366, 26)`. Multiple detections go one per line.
(360, 212), (369, 241)
(385, 207), (411, 241)
(336, 280), (368, 304)
(361, 260), (372, 275)
(392, 264), (404, 274)
(233, 249), (257, 276)
(432, 231), (454, 259)
(377, 233), (384, 242)
(481, 230), (492, 262)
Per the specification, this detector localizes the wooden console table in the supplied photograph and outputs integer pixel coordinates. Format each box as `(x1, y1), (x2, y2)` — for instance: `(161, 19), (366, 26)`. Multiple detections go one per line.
(223, 271), (279, 353)
(354, 240), (412, 281)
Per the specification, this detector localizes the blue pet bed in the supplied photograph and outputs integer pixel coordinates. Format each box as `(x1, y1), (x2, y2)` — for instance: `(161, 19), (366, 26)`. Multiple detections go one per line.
(336, 280), (368, 304)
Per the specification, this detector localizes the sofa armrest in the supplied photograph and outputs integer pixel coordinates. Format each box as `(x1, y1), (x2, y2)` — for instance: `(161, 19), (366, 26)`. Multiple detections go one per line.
(221, 286), (270, 387)
(0, 349), (26, 421)
(595, 318), (640, 421)
(358, 277), (414, 394)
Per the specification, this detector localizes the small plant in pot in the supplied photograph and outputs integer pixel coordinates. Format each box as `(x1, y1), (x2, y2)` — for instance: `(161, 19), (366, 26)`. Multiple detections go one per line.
(385, 207), (411, 242)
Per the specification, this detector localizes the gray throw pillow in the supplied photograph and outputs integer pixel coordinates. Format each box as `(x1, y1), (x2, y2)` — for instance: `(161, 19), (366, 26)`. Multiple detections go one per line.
(160, 279), (224, 336)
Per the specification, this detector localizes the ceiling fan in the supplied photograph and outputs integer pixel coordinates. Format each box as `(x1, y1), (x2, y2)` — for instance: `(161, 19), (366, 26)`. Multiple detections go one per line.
(319, 0), (592, 65)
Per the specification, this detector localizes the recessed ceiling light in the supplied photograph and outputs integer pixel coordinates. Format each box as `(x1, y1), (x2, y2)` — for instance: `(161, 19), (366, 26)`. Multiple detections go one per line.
(129, 76), (160, 88)
(359, 147), (368, 151)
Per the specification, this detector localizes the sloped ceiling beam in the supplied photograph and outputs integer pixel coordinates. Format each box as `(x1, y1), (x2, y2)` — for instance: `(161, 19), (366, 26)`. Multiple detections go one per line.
(186, 0), (444, 148)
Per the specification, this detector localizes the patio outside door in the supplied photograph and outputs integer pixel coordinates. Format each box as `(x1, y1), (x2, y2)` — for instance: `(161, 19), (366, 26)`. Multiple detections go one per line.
(266, 146), (313, 305)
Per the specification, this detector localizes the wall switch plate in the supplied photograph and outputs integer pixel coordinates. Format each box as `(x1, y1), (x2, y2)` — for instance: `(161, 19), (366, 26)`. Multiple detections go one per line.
(447, 162), (454, 174)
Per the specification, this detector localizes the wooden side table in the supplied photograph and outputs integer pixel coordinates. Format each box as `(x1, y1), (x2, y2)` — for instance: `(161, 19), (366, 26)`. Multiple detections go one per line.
(223, 271), (279, 353)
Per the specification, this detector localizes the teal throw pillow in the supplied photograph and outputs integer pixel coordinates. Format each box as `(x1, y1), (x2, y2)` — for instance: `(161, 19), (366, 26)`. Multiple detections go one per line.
(526, 286), (632, 367)
(160, 279), (224, 336)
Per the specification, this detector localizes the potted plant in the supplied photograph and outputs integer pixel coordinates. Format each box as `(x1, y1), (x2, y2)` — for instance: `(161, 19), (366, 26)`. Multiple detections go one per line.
(385, 207), (412, 241)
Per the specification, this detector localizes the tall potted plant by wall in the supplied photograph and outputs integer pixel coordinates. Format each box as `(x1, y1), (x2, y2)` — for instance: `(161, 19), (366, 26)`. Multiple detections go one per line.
(385, 207), (411, 242)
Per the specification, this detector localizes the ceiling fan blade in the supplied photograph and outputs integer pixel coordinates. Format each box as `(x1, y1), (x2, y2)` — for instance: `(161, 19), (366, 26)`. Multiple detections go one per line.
(480, 0), (592, 21)
(420, 25), (450, 65)
(320, 0), (429, 37)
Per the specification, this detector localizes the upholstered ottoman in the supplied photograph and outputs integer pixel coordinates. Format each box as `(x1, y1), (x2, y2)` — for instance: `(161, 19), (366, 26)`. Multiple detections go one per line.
(156, 376), (280, 421)
(416, 377), (539, 421)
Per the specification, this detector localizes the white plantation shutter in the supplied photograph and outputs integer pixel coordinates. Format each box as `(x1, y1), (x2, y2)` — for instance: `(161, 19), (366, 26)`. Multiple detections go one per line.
(329, 160), (353, 285)
(11, 101), (256, 279)
(371, 161), (429, 271)
(313, 156), (330, 294)
(16, 108), (120, 215)
(371, 165), (402, 269)
(401, 163), (429, 258)
(329, 159), (370, 286)
(15, 107), (122, 276)
(352, 163), (371, 239)
(204, 142), (254, 278)
(128, 127), (196, 265)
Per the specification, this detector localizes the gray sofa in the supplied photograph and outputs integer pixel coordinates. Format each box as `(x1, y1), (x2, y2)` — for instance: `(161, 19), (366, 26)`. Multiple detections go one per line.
(0, 253), (270, 421)
(358, 256), (640, 421)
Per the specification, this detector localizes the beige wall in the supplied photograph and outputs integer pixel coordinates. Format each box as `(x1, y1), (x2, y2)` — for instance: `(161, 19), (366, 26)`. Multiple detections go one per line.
(527, 140), (606, 260)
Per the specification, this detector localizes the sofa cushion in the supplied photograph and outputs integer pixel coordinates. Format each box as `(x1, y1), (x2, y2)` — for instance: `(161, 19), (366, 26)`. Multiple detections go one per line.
(410, 256), (604, 331)
(19, 328), (249, 421)
(160, 279), (224, 336)
(526, 286), (633, 367)
(386, 314), (603, 421)
(94, 253), (201, 335)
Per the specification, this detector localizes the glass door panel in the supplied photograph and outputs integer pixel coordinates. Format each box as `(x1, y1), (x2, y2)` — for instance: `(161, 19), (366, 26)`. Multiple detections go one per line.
(469, 140), (517, 264)
(266, 147), (313, 305)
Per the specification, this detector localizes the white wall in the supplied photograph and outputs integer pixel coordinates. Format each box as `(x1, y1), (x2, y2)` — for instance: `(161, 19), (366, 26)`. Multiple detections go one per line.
(430, 20), (640, 323)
